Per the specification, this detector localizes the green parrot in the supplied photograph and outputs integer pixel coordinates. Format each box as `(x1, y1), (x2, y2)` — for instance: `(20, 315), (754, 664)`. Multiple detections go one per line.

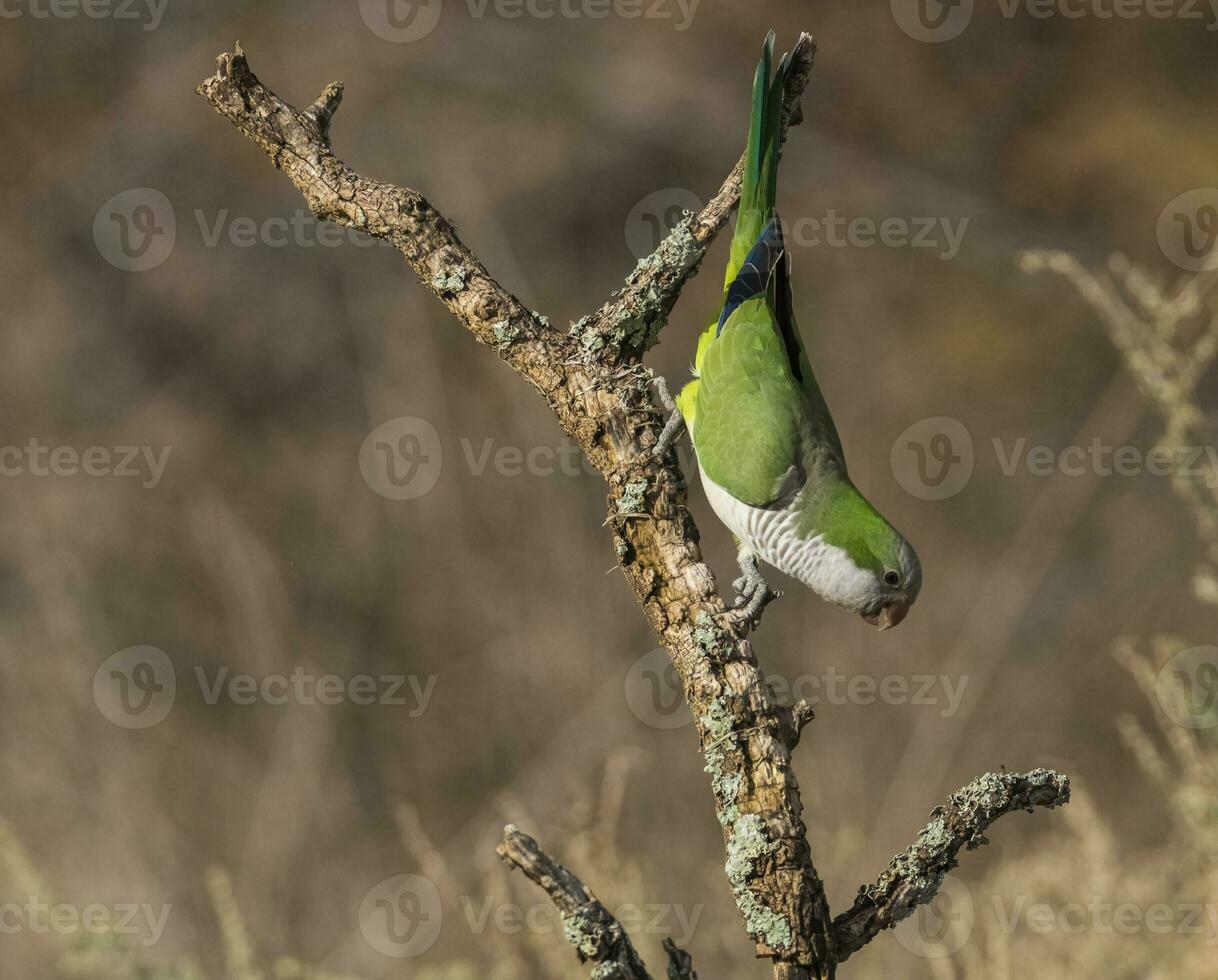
(655, 33), (922, 631)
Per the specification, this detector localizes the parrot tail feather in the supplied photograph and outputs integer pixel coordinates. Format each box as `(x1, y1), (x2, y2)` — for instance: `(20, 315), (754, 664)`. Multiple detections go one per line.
(727, 33), (796, 287)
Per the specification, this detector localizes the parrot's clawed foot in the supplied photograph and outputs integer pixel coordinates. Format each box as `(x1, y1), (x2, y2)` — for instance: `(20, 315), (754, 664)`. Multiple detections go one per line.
(651, 375), (686, 460)
(729, 553), (781, 631)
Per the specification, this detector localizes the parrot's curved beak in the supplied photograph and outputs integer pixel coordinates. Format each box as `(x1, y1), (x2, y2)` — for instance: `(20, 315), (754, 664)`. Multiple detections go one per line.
(862, 601), (911, 631)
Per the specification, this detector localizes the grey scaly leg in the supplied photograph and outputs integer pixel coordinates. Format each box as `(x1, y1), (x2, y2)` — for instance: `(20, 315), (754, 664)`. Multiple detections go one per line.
(731, 547), (782, 630)
(651, 375), (686, 460)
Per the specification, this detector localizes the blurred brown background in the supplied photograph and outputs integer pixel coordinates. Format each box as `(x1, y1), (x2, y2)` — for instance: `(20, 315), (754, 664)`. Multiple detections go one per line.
(2, 0), (1217, 977)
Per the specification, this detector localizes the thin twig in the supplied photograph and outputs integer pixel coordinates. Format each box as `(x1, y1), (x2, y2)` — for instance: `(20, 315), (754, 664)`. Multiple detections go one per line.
(496, 825), (673, 980)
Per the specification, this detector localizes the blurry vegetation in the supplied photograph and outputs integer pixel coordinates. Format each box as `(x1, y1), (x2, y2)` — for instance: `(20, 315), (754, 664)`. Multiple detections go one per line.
(921, 249), (1218, 978)
(3, 1), (1218, 977)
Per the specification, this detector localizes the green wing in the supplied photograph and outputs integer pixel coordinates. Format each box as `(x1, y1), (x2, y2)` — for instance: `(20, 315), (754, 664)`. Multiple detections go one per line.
(773, 243), (846, 468)
(691, 297), (805, 506)
(691, 254), (849, 508)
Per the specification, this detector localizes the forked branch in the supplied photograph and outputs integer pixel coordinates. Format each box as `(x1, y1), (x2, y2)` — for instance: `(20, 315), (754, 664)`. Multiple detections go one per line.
(198, 40), (1067, 979)
(496, 826), (697, 980)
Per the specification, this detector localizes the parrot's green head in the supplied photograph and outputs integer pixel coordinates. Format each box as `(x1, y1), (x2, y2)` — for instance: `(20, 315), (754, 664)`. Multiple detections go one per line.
(851, 531), (921, 631)
(808, 481), (922, 630)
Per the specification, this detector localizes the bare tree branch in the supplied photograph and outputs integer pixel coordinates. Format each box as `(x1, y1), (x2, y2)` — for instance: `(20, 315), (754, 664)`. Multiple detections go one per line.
(196, 44), (567, 403)
(497, 825), (665, 980)
(197, 41), (1066, 980)
(831, 768), (1071, 962)
(662, 938), (699, 980)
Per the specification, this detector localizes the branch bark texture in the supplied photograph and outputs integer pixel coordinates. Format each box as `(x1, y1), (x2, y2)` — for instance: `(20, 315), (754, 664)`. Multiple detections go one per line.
(831, 768), (1071, 962)
(497, 826), (696, 980)
(198, 40), (1067, 979)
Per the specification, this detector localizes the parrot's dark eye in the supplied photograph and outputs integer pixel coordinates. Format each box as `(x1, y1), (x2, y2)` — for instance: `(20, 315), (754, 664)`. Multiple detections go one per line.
(883, 570), (901, 587)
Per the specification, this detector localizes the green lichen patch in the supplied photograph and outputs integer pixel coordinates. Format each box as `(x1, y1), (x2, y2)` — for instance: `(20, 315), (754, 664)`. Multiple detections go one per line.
(571, 312), (653, 356)
(701, 729), (739, 828)
(567, 315), (602, 353)
(626, 218), (697, 288)
(431, 264), (468, 293)
(696, 691), (792, 949)
(610, 305), (655, 351)
(710, 767), (743, 828)
(692, 615), (716, 652)
(724, 814), (770, 882)
(566, 222), (699, 356)
(738, 890), (794, 951)
(560, 908), (603, 961)
(722, 813), (793, 951)
(700, 697), (733, 743)
(491, 318), (520, 345)
(692, 610), (731, 657)
(617, 220), (699, 351)
(617, 481), (648, 514)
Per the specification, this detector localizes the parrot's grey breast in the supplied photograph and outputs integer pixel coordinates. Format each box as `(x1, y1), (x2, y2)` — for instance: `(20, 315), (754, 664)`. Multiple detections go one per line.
(700, 464), (818, 583)
(699, 463), (878, 613)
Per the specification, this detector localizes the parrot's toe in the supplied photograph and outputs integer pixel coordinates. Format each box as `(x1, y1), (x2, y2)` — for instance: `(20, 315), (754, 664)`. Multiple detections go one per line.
(729, 554), (781, 630)
(649, 374), (686, 461)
